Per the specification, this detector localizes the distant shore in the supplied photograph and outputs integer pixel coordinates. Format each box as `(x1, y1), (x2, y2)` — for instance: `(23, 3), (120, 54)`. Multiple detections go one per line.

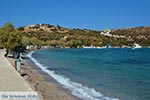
(8, 54), (81, 100)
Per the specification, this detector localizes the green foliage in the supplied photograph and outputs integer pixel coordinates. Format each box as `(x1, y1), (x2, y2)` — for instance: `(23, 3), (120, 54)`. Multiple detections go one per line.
(5, 30), (23, 51)
(1, 23), (150, 49)
(69, 40), (83, 48)
(22, 36), (31, 48)
(0, 23), (23, 51)
(0, 28), (9, 46)
(20, 25), (150, 47)
(2, 22), (15, 31)
(21, 25), (150, 48)
(111, 27), (150, 46)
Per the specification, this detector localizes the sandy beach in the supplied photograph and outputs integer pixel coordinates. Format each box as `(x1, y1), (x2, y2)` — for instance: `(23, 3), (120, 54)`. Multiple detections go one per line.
(7, 54), (82, 100)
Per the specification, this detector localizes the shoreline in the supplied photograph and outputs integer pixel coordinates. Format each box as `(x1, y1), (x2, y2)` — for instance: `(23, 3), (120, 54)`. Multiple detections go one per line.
(8, 54), (82, 100)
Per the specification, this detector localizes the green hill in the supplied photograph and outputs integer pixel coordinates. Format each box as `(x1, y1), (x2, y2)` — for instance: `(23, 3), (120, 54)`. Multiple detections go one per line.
(111, 26), (150, 46)
(1, 23), (150, 52)
(19, 24), (150, 48)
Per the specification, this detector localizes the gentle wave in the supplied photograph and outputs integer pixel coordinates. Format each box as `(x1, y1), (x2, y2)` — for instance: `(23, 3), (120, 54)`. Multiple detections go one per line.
(26, 51), (120, 100)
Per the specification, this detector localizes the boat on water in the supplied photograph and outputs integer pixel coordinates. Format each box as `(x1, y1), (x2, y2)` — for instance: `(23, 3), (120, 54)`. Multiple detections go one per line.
(83, 45), (95, 49)
(105, 44), (111, 48)
(83, 45), (112, 49)
(132, 43), (142, 49)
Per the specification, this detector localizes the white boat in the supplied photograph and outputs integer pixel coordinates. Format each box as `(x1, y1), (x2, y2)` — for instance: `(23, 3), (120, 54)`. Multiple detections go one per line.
(132, 43), (142, 49)
(83, 46), (95, 49)
(105, 44), (111, 48)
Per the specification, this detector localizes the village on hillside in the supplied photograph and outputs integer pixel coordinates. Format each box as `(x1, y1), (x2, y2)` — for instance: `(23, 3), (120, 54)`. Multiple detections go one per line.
(0, 23), (150, 51)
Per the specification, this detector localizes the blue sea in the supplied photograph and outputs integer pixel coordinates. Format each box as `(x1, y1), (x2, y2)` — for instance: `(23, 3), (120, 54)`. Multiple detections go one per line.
(27, 48), (150, 100)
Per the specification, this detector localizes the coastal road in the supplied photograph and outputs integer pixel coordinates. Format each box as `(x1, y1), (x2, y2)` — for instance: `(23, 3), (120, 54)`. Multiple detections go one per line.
(0, 49), (33, 91)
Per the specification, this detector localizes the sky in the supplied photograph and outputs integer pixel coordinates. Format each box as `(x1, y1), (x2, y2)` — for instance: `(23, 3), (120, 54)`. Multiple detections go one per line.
(0, 0), (150, 30)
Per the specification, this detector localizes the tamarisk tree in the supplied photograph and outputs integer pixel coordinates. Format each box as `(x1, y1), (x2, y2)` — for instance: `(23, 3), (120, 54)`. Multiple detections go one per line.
(0, 22), (23, 52)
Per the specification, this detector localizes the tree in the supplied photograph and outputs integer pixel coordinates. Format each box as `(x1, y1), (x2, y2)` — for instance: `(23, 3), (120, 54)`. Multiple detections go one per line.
(69, 40), (83, 48)
(22, 36), (31, 48)
(2, 22), (15, 32)
(0, 28), (9, 46)
(0, 23), (23, 52)
(5, 30), (23, 52)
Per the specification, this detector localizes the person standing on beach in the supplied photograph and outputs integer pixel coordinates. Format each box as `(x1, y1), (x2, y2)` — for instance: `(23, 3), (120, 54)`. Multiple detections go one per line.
(4, 49), (9, 57)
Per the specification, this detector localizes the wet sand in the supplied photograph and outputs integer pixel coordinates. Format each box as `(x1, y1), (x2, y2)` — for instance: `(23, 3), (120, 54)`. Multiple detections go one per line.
(8, 57), (82, 100)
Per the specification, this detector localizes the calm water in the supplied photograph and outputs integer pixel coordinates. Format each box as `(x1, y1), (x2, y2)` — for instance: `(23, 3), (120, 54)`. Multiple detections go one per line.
(27, 48), (150, 100)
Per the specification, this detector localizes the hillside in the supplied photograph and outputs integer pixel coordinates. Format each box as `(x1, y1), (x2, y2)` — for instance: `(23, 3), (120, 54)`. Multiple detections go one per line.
(18, 24), (69, 33)
(111, 26), (150, 46)
(18, 24), (150, 48)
